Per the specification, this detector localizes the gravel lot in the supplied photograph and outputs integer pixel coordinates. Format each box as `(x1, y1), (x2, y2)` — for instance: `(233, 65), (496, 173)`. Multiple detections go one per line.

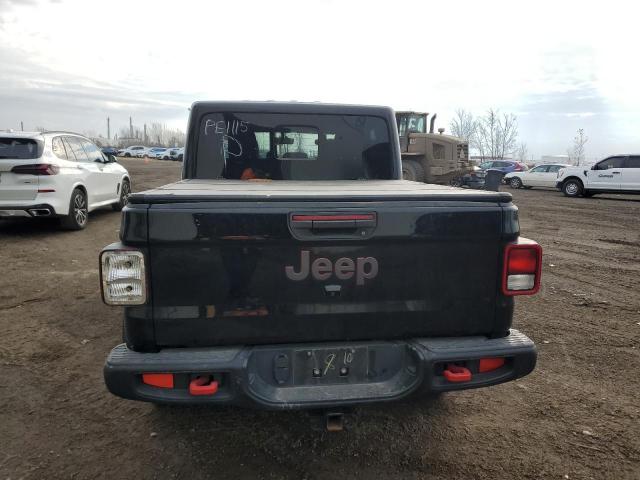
(1, 158), (639, 479)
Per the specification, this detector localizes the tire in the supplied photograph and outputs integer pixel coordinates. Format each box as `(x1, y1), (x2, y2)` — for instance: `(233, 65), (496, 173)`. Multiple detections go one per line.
(449, 177), (463, 187)
(562, 179), (583, 197)
(112, 178), (131, 212)
(402, 160), (426, 182)
(124, 152), (131, 157)
(509, 177), (523, 189)
(60, 188), (88, 230)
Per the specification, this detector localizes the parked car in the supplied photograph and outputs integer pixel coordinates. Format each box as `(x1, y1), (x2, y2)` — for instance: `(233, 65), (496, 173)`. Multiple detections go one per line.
(150, 148), (167, 159)
(480, 160), (528, 174)
(157, 148), (182, 160)
(0, 131), (130, 229)
(505, 163), (570, 189)
(101, 146), (119, 157)
(455, 160), (528, 188)
(101, 101), (540, 412)
(119, 145), (147, 158)
(174, 147), (184, 161)
(157, 148), (174, 160)
(557, 155), (640, 197)
(147, 147), (166, 159)
(453, 165), (486, 188)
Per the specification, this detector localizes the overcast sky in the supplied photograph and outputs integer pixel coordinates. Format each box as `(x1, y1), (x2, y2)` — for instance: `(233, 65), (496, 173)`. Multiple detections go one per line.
(1, 0), (638, 159)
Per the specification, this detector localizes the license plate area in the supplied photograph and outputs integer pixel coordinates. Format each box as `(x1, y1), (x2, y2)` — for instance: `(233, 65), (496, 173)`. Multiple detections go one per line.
(293, 346), (368, 385)
(249, 342), (414, 390)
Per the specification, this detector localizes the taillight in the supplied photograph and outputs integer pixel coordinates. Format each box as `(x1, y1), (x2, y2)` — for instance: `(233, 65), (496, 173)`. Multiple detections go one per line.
(100, 250), (147, 305)
(502, 239), (542, 296)
(11, 164), (59, 175)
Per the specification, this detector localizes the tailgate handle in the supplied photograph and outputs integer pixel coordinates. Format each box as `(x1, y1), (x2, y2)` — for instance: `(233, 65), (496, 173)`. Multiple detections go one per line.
(291, 213), (377, 230)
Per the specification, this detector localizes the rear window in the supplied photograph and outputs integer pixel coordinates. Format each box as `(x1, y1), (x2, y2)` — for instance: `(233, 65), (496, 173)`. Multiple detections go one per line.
(194, 112), (393, 180)
(0, 138), (41, 159)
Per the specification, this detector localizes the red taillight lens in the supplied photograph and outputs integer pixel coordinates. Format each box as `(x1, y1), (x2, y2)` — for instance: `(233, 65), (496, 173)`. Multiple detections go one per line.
(507, 248), (538, 274)
(11, 164), (59, 175)
(142, 373), (174, 388)
(502, 239), (542, 296)
(479, 357), (506, 373)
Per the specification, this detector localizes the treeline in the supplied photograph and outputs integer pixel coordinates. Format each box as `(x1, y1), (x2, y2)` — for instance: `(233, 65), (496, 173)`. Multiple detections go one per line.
(81, 122), (186, 149)
(449, 108), (525, 161)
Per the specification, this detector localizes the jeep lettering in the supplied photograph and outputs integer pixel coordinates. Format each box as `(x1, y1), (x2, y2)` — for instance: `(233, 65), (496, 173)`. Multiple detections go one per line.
(285, 250), (379, 285)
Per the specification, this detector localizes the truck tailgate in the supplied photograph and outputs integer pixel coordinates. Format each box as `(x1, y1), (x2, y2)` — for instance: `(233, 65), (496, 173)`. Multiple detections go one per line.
(133, 181), (515, 347)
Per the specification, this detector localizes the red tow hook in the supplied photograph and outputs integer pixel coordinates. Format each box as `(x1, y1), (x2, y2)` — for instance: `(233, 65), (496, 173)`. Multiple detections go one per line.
(189, 375), (219, 396)
(443, 364), (472, 383)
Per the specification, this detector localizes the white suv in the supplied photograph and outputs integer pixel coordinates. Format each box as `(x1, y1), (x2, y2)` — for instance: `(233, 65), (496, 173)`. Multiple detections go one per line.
(557, 155), (640, 197)
(0, 131), (131, 229)
(118, 145), (148, 158)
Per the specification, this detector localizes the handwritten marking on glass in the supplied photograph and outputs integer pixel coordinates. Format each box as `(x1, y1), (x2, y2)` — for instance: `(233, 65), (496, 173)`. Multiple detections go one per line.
(204, 119), (249, 157)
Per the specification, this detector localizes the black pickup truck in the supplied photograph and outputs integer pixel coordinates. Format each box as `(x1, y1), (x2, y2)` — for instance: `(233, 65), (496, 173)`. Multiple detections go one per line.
(101, 101), (540, 409)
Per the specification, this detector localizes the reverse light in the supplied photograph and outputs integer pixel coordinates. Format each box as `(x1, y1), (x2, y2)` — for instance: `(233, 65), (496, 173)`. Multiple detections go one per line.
(11, 163), (59, 175)
(502, 239), (542, 296)
(100, 250), (146, 305)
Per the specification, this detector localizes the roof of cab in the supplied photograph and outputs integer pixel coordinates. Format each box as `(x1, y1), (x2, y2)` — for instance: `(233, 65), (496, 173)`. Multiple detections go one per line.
(189, 101), (395, 117)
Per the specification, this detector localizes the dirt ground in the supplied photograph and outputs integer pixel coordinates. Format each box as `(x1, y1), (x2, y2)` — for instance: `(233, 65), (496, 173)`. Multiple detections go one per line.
(1, 158), (639, 480)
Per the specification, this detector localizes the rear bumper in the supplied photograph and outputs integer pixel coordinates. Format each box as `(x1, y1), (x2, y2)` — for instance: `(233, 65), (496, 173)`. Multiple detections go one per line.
(104, 329), (536, 409)
(0, 203), (58, 218)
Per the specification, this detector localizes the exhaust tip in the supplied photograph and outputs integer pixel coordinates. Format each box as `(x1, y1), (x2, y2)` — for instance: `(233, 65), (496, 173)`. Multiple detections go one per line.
(28, 208), (52, 217)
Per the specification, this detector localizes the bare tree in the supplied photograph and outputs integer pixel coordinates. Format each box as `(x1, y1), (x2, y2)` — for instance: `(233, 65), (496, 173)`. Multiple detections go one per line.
(475, 109), (518, 160)
(449, 109), (478, 146)
(515, 143), (528, 163)
(571, 128), (588, 166)
(498, 112), (518, 159)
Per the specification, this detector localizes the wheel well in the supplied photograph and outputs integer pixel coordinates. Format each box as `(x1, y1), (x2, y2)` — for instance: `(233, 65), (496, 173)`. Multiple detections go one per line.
(64, 184), (86, 215)
(73, 184), (87, 196)
(117, 176), (130, 194)
(562, 176), (584, 187)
